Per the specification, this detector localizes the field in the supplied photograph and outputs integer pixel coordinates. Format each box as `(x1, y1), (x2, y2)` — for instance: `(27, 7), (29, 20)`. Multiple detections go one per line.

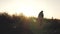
(0, 12), (60, 34)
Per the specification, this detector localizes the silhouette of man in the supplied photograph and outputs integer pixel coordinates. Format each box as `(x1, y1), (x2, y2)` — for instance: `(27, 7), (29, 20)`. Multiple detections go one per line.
(38, 11), (44, 18)
(38, 10), (44, 25)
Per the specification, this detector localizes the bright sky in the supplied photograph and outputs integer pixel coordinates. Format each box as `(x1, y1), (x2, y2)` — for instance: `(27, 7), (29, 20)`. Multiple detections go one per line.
(0, 0), (60, 19)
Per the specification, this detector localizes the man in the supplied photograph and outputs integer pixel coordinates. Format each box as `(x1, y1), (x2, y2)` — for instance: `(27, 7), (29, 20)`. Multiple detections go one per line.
(38, 10), (44, 25)
(38, 10), (44, 18)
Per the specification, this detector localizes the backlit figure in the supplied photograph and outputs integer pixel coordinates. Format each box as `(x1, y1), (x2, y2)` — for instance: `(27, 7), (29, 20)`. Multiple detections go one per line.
(38, 10), (44, 25)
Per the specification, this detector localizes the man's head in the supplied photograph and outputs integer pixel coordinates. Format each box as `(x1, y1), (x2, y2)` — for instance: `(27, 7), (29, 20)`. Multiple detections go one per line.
(41, 10), (43, 13)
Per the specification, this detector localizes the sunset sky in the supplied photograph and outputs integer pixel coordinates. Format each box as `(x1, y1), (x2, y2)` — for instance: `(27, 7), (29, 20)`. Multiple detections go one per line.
(0, 0), (60, 19)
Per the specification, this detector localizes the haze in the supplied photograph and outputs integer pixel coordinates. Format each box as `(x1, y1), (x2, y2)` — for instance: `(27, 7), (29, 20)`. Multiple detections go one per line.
(0, 0), (60, 19)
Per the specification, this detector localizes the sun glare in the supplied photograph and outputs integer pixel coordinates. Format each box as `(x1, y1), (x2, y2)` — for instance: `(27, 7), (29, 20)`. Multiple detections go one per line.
(13, 5), (36, 17)
(0, 0), (60, 19)
(6, 7), (35, 17)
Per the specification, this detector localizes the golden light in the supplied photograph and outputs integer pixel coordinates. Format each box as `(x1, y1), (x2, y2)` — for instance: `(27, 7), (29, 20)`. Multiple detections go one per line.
(0, 0), (60, 19)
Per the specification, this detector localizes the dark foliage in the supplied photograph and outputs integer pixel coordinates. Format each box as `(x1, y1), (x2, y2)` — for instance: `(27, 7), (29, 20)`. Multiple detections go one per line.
(0, 12), (60, 34)
(0, 13), (33, 34)
(41, 19), (60, 34)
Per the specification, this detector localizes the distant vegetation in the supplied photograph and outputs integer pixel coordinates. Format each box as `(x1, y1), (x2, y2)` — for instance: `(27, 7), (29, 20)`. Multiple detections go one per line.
(0, 12), (60, 34)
